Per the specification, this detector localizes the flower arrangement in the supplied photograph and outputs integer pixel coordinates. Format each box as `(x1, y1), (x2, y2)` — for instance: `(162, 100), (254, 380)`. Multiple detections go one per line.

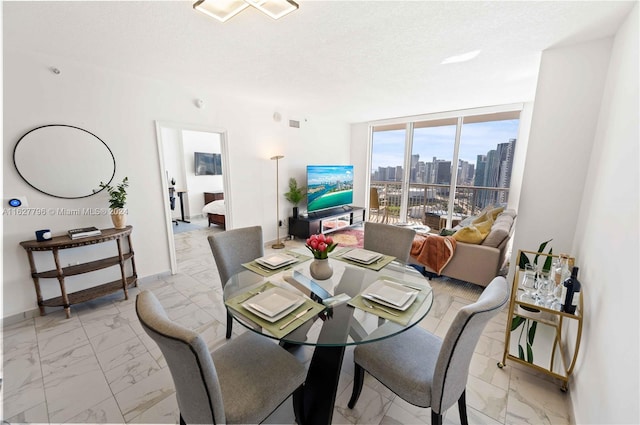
(305, 233), (338, 259)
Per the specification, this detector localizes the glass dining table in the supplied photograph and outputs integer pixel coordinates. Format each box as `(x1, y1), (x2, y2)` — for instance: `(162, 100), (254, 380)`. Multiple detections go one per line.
(222, 248), (434, 425)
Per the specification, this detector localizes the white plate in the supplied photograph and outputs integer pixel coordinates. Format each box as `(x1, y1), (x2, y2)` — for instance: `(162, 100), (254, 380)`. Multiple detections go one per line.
(242, 287), (305, 322)
(343, 249), (383, 264)
(255, 254), (297, 269)
(363, 279), (419, 311)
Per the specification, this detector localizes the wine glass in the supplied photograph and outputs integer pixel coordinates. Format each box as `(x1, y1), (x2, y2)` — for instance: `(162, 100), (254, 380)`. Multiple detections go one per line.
(536, 271), (553, 306)
(520, 265), (537, 303)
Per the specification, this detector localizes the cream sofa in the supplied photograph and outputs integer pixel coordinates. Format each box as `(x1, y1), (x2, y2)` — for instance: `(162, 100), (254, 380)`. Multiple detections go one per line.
(410, 209), (517, 287)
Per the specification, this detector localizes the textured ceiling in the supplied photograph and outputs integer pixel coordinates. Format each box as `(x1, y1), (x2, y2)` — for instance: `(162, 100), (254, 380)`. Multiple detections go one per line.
(4, 1), (635, 122)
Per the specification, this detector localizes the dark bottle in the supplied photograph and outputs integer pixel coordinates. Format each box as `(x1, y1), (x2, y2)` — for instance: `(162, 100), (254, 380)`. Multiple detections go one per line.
(562, 267), (581, 314)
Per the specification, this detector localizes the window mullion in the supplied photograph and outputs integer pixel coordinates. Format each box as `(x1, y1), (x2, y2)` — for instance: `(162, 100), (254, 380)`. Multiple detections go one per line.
(446, 117), (463, 228)
(400, 122), (414, 221)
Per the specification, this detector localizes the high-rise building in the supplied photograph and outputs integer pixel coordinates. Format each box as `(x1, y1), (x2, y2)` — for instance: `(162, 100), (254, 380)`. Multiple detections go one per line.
(435, 160), (451, 184)
(458, 159), (474, 185)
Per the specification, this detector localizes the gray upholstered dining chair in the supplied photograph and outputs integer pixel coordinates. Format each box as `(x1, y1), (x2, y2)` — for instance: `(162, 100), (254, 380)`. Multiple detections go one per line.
(348, 276), (509, 425)
(208, 225), (264, 338)
(363, 221), (416, 264)
(136, 290), (306, 425)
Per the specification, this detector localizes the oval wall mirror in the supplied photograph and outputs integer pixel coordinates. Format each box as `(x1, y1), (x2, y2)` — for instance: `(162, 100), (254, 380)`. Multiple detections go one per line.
(13, 125), (116, 199)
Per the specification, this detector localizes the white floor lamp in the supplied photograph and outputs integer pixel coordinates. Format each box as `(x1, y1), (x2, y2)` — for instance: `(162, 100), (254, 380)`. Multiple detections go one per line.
(271, 155), (285, 249)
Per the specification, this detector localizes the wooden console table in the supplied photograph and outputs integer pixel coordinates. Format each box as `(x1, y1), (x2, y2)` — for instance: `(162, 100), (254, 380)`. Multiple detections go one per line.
(20, 226), (138, 318)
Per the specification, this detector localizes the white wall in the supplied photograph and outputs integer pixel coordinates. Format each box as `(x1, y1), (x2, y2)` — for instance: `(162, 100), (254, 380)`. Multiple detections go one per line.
(510, 38), (613, 256)
(571, 5), (639, 424)
(512, 8), (639, 423)
(350, 122), (370, 210)
(3, 48), (350, 319)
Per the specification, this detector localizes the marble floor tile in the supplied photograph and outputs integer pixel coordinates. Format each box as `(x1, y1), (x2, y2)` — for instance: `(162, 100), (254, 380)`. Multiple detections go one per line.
(80, 310), (134, 340)
(65, 396), (125, 424)
(95, 334), (148, 372)
(444, 404), (503, 425)
(89, 323), (137, 353)
(381, 398), (432, 425)
(2, 226), (575, 424)
(114, 367), (176, 422)
(7, 401), (49, 424)
(37, 324), (88, 358)
(41, 344), (113, 423)
(470, 351), (511, 391)
(126, 390), (179, 424)
(173, 306), (216, 330)
(3, 318), (36, 340)
(335, 380), (394, 425)
(466, 374), (509, 423)
(104, 352), (162, 394)
(506, 368), (572, 425)
(2, 376), (46, 420)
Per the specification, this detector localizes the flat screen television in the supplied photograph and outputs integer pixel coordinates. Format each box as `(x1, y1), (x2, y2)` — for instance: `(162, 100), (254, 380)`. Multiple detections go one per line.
(306, 165), (354, 213)
(194, 152), (222, 176)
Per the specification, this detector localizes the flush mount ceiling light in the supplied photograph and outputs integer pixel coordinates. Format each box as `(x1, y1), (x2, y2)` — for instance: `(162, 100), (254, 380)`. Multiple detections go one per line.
(193, 0), (298, 22)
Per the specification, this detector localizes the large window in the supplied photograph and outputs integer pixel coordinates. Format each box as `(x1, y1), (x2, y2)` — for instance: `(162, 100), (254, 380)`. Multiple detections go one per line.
(370, 108), (520, 230)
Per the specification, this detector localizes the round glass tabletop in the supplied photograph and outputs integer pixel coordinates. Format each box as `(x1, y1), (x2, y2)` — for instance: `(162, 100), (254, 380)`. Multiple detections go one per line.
(223, 253), (434, 347)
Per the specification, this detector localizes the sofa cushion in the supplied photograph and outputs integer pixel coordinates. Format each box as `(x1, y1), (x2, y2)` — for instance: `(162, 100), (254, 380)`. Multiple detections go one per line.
(489, 206), (505, 220)
(457, 215), (476, 228)
(475, 215), (494, 234)
(472, 206), (504, 224)
(453, 225), (485, 244)
(500, 209), (517, 219)
(482, 214), (513, 248)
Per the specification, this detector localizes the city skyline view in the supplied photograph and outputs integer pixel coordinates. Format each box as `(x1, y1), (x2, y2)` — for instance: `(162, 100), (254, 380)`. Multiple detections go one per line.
(370, 118), (520, 214)
(371, 119), (520, 172)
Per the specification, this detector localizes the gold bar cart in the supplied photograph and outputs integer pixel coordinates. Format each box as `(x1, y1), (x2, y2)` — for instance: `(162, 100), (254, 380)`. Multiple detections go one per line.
(497, 250), (583, 392)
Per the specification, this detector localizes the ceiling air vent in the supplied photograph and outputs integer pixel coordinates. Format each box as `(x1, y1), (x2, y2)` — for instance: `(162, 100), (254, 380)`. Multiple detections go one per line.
(289, 120), (300, 128)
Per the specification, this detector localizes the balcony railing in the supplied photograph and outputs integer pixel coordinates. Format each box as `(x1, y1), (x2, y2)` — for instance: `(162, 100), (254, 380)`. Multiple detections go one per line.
(369, 181), (510, 231)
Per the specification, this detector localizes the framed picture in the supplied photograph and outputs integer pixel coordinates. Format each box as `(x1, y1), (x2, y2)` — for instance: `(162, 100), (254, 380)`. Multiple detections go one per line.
(195, 152), (222, 175)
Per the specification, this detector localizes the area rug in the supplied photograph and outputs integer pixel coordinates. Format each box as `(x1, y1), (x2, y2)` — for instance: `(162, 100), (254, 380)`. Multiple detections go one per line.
(329, 227), (364, 248)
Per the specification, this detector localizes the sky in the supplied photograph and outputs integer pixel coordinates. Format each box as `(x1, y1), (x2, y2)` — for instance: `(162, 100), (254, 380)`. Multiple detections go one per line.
(371, 119), (520, 171)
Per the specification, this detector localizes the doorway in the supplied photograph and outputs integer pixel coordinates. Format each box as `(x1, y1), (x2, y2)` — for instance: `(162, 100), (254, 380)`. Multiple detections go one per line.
(155, 121), (231, 274)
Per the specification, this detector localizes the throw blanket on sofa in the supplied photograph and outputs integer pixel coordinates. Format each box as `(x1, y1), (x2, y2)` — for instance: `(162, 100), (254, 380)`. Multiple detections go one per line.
(411, 234), (457, 275)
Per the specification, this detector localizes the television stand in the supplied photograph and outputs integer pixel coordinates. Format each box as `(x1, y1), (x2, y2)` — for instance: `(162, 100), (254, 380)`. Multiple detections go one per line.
(289, 206), (365, 239)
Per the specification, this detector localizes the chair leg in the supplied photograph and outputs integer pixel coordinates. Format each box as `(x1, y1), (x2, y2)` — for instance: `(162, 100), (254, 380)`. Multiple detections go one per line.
(347, 363), (365, 409)
(292, 384), (304, 424)
(431, 410), (443, 425)
(458, 390), (469, 425)
(225, 312), (233, 339)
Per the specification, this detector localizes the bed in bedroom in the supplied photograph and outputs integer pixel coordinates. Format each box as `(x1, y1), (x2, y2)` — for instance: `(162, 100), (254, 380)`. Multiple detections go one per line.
(203, 192), (225, 229)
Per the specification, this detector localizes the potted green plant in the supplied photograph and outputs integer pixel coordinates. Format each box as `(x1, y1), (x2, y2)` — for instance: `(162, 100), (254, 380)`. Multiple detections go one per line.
(100, 177), (129, 229)
(284, 177), (306, 218)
